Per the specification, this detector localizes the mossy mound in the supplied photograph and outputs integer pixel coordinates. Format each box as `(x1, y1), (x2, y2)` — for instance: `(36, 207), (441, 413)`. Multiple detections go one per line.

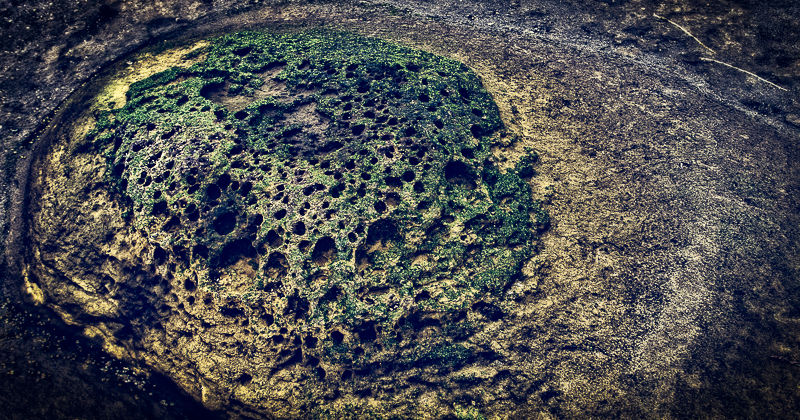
(84, 30), (547, 411)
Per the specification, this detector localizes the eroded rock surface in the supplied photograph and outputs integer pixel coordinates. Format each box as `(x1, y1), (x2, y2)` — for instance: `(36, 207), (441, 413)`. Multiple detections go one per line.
(27, 30), (548, 418)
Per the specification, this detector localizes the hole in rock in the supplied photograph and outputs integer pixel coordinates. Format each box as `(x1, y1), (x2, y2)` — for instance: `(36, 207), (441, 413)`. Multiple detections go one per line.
(266, 229), (283, 247)
(233, 46), (252, 56)
(357, 321), (378, 342)
(461, 148), (475, 159)
(265, 252), (288, 279)
(247, 214), (263, 233)
(240, 181), (252, 197)
(153, 246), (167, 265)
(322, 285), (341, 303)
(193, 245), (209, 260)
(365, 219), (398, 250)
(294, 221), (307, 235)
(151, 201), (168, 216)
(285, 294), (310, 320)
(217, 173), (231, 190)
(321, 141), (344, 153)
(352, 124), (366, 136)
(385, 193), (401, 206)
(312, 237), (336, 266)
(472, 301), (505, 321)
(415, 290), (431, 302)
(307, 356), (321, 369)
(220, 306), (245, 318)
(305, 335), (318, 349)
(444, 161), (477, 190)
(206, 184), (221, 200)
(470, 124), (484, 137)
(213, 212), (237, 235)
(236, 373), (252, 385)
(385, 176), (402, 188)
(219, 238), (256, 267)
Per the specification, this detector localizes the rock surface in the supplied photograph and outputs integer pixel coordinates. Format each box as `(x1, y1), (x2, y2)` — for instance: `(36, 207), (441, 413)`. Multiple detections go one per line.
(27, 30), (549, 417)
(2, 1), (800, 419)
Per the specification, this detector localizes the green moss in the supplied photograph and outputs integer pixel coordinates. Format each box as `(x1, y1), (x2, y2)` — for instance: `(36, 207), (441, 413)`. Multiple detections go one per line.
(89, 29), (547, 369)
(515, 149), (538, 178)
(401, 341), (475, 370)
(454, 404), (488, 420)
(126, 66), (183, 100)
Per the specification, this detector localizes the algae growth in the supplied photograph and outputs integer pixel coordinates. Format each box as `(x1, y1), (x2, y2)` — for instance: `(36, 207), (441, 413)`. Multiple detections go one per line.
(86, 30), (546, 379)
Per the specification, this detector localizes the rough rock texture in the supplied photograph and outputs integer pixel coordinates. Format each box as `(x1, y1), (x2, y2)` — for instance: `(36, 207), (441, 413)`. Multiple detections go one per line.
(3, 0), (800, 419)
(27, 30), (549, 417)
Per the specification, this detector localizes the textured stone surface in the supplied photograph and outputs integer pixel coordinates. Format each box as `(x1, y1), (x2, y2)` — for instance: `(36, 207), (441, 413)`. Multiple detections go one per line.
(3, 1), (800, 419)
(26, 30), (548, 417)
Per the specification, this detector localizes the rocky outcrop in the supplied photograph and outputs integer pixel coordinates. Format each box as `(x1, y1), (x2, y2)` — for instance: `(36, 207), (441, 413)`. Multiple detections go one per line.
(26, 30), (550, 418)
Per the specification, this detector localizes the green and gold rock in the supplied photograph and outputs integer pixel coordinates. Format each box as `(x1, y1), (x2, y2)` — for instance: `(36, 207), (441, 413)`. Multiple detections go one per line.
(34, 30), (547, 417)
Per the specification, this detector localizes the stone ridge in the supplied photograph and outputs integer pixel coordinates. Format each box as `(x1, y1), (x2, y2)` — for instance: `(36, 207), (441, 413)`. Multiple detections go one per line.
(86, 29), (547, 392)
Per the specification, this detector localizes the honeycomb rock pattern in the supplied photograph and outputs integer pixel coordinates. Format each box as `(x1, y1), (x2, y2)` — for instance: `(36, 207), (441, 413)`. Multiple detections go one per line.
(77, 30), (548, 414)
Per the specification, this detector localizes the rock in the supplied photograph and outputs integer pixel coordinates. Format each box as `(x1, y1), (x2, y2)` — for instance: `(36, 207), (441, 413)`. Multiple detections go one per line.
(26, 30), (547, 418)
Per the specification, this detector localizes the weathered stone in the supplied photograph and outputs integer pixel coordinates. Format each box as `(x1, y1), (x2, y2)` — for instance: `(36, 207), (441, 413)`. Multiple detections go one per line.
(27, 30), (548, 418)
